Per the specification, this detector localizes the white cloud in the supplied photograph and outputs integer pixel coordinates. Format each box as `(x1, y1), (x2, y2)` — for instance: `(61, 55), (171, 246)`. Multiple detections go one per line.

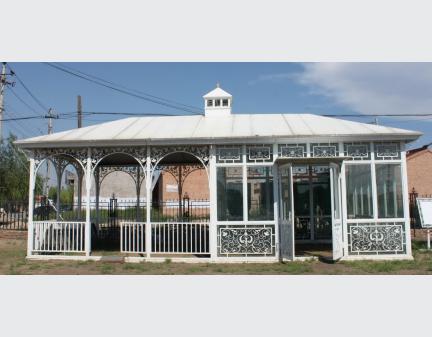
(296, 63), (432, 117)
(248, 73), (294, 85)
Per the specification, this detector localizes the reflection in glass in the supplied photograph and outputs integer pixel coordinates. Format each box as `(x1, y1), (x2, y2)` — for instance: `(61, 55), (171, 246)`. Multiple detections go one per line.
(217, 167), (243, 221)
(345, 165), (373, 219)
(376, 164), (403, 218)
(247, 167), (274, 220)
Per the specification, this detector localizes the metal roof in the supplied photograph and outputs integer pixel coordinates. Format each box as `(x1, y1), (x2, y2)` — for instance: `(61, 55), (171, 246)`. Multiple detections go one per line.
(203, 87), (232, 98)
(15, 113), (422, 148)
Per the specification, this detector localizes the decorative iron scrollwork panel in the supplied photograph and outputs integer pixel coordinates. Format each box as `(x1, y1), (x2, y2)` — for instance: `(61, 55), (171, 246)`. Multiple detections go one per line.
(218, 225), (275, 256)
(374, 142), (401, 160)
(246, 145), (273, 163)
(344, 143), (370, 160)
(216, 145), (242, 163)
(278, 144), (306, 158)
(91, 147), (147, 168)
(348, 222), (406, 255)
(151, 145), (209, 167)
(311, 143), (339, 157)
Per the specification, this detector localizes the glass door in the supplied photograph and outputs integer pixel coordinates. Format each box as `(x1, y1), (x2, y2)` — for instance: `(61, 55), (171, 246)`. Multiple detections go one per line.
(330, 163), (343, 260)
(278, 164), (294, 260)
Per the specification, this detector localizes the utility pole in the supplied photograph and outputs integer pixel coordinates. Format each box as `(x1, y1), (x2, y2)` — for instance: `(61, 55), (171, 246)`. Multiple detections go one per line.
(44, 108), (55, 196)
(0, 62), (15, 142)
(77, 95), (82, 128)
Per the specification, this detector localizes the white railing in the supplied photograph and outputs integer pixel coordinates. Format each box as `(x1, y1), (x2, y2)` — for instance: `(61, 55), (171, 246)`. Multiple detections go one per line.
(33, 221), (86, 253)
(120, 222), (146, 253)
(151, 222), (209, 254)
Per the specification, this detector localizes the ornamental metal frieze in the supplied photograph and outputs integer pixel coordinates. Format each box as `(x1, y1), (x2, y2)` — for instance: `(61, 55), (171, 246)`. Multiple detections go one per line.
(91, 147), (147, 168)
(218, 225), (275, 256)
(278, 144), (306, 158)
(32, 147), (88, 167)
(216, 146), (242, 163)
(158, 164), (204, 185)
(96, 165), (145, 187)
(348, 223), (406, 255)
(246, 145), (273, 162)
(344, 143), (370, 160)
(151, 145), (210, 167)
(374, 143), (401, 160)
(311, 143), (338, 157)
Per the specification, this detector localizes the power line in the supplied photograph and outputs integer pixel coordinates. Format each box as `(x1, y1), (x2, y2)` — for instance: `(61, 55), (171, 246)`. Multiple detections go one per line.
(8, 86), (44, 116)
(6, 64), (48, 112)
(55, 62), (203, 112)
(43, 62), (203, 115)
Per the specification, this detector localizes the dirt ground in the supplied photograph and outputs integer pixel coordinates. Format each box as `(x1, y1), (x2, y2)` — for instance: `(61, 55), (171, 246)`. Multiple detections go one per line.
(1, 230), (432, 274)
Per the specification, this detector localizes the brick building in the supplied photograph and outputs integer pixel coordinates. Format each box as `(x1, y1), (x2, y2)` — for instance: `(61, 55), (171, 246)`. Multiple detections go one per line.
(406, 143), (432, 196)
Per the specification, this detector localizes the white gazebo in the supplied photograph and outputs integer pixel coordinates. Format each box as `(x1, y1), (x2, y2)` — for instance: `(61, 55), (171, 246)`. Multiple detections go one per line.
(16, 85), (422, 262)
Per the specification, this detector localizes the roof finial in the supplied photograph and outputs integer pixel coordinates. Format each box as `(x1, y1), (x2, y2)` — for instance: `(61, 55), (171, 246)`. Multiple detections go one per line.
(216, 82), (220, 88)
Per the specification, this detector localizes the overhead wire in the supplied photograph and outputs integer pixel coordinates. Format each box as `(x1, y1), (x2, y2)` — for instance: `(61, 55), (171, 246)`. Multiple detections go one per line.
(6, 64), (49, 112)
(43, 62), (203, 115)
(53, 62), (203, 112)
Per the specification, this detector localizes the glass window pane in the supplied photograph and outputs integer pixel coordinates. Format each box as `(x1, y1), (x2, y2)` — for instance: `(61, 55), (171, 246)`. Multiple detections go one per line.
(345, 165), (373, 219)
(217, 167), (243, 221)
(247, 167), (274, 220)
(375, 164), (403, 218)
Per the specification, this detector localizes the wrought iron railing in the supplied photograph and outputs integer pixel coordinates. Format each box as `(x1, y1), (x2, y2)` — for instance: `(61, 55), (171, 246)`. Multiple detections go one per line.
(120, 221), (210, 255)
(0, 201), (28, 230)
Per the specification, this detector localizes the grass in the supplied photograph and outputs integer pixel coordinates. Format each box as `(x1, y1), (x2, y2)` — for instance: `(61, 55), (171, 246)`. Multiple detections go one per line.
(2, 234), (432, 274)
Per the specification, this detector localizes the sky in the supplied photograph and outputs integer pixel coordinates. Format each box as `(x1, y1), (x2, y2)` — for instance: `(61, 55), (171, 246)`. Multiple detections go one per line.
(3, 62), (432, 149)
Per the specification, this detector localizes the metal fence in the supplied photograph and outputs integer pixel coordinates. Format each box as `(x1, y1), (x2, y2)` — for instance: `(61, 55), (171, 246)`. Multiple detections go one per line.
(0, 201), (28, 230)
(409, 188), (431, 229)
(33, 221), (86, 253)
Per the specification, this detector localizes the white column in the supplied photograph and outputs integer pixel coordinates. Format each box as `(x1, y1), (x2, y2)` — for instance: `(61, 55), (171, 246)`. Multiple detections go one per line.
(55, 165), (62, 221)
(77, 171), (83, 220)
(401, 144), (412, 256)
(136, 167), (141, 222)
(209, 145), (218, 259)
(85, 148), (92, 256)
(145, 146), (151, 258)
(27, 157), (36, 256)
(95, 167), (100, 226)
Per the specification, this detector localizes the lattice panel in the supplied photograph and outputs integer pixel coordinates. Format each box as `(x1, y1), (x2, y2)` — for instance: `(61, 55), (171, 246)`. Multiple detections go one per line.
(344, 142), (371, 160)
(310, 143), (339, 157)
(278, 144), (307, 158)
(347, 222), (406, 255)
(246, 144), (273, 163)
(374, 142), (401, 160)
(216, 145), (243, 163)
(217, 224), (275, 257)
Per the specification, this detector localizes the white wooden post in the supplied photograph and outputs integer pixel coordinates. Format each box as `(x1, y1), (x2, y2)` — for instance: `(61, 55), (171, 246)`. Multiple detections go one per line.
(145, 146), (151, 258)
(27, 157), (36, 256)
(85, 148), (92, 256)
(209, 145), (218, 259)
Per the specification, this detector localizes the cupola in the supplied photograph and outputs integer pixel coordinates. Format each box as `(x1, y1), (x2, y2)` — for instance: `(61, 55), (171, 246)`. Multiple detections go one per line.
(203, 83), (232, 117)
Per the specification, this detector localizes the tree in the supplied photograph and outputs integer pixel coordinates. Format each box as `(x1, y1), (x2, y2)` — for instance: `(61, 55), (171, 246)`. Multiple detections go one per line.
(48, 185), (74, 205)
(0, 134), (43, 202)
